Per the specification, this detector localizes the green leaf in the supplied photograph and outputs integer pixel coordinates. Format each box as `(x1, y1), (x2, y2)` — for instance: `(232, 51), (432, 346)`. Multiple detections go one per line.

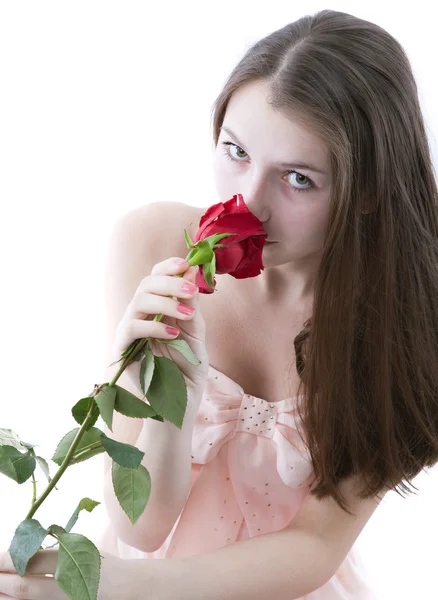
(20, 441), (36, 450)
(0, 445), (36, 483)
(47, 524), (67, 537)
(119, 343), (144, 362)
(131, 347), (144, 362)
(108, 356), (123, 368)
(44, 524), (67, 549)
(55, 533), (101, 600)
(64, 498), (101, 533)
(8, 519), (48, 577)
(35, 455), (51, 483)
(158, 338), (202, 365)
(150, 413), (165, 423)
(114, 385), (158, 419)
(186, 243), (209, 265)
(100, 433), (144, 469)
(72, 397), (100, 430)
(0, 428), (29, 452)
(0, 445), (18, 481)
(208, 231), (238, 245)
(211, 251), (216, 278)
(52, 427), (105, 466)
(94, 385), (117, 432)
(140, 347), (155, 395)
(121, 340), (145, 360)
(183, 227), (195, 248)
(9, 448), (36, 483)
(203, 259), (215, 289)
(112, 462), (151, 525)
(146, 356), (187, 429)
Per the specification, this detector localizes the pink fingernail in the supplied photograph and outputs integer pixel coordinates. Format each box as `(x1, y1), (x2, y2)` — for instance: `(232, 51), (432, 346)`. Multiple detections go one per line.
(174, 259), (187, 266)
(166, 326), (180, 336)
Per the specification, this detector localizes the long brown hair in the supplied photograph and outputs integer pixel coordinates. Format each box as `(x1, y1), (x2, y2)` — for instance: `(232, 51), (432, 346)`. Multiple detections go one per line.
(210, 9), (438, 515)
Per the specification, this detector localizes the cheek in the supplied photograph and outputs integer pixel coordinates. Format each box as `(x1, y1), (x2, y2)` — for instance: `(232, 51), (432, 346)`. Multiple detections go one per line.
(312, 203), (331, 237)
(304, 207), (331, 248)
(281, 204), (330, 248)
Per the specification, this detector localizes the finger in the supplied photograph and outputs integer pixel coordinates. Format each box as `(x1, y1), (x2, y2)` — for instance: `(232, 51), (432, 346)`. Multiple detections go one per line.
(0, 572), (67, 600)
(0, 553), (15, 573)
(142, 259), (199, 315)
(150, 256), (190, 277)
(25, 549), (58, 576)
(150, 256), (199, 285)
(0, 550), (58, 575)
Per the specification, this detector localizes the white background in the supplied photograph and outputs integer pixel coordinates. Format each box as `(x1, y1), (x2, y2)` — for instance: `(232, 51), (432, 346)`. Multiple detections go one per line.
(0, 2), (437, 599)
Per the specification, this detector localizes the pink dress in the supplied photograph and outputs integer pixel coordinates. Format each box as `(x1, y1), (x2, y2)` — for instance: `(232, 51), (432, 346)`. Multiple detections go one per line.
(98, 365), (378, 599)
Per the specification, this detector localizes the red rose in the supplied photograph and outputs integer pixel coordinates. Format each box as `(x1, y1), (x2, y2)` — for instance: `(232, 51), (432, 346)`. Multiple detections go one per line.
(193, 194), (267, 293)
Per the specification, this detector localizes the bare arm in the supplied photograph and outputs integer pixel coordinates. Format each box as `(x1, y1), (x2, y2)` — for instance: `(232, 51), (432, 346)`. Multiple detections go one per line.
(101, 201), (202, 551)
(103, 382), (203, 552)
(140, 473), (384, 599)
(145, 528), (336, 600)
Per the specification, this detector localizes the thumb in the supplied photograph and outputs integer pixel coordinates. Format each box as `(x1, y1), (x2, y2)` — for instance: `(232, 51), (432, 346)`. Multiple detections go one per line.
(180, 265), (201, 309)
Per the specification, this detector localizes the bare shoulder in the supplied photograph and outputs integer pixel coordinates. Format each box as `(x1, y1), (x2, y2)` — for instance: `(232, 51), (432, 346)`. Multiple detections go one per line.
(125, 201), (205, 259)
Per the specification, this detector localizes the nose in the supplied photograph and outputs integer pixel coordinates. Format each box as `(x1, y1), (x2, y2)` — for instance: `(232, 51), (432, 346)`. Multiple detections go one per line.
(238, 179), (272, 223)
(240, 196), (270, 230)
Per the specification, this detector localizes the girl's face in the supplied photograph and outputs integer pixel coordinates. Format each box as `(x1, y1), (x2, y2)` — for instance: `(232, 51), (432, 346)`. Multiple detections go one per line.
(212, 79), (333, 268)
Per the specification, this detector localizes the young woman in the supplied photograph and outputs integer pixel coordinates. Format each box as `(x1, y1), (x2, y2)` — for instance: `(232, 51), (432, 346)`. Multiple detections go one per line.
(99, 8), (438, 599)
(2, 8), (435, 600)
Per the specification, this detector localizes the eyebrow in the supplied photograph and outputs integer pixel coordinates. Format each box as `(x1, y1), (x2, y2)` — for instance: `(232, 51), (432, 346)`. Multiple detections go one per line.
(221, 126), (327, 175)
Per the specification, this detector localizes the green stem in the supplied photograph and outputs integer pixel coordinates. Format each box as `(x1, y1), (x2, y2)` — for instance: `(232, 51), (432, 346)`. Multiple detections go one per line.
(22, 252), (200, 522)
(31, 473), (37, 505)
(71, 441), (103, 462)
(25, 398), (98, 520)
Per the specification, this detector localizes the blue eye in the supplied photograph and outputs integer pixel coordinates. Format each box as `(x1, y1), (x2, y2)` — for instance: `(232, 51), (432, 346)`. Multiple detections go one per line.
(220, 141), (316, 193)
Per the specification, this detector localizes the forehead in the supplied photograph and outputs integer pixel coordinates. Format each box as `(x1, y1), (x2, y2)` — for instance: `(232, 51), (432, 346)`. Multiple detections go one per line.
(223, 79), (329, 167)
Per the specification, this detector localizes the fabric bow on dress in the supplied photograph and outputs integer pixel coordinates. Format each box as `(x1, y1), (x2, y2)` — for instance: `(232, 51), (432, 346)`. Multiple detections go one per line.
(164, 366), (316, 559)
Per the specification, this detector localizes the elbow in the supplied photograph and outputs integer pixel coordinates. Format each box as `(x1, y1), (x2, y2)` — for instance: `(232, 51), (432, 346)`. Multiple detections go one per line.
(103, 503), (170, 553)
(103, 475), (175, 552)
(111, 522), (169, 553)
